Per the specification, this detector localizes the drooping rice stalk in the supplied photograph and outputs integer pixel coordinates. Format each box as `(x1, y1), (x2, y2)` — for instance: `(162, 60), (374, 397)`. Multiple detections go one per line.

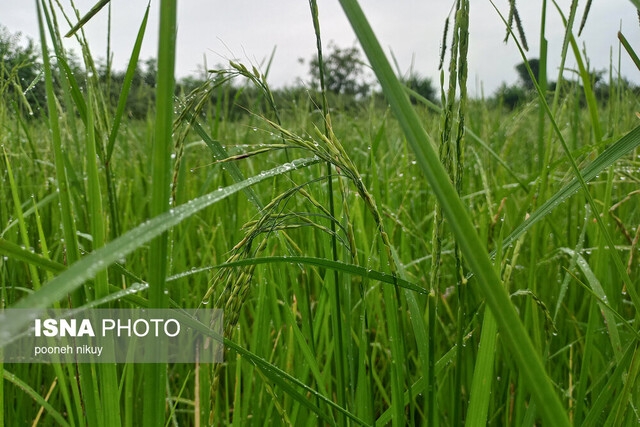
(578, 0), (593, 36)
(504, 0), (529, 51)
(307, 4), (349, 411)
(452, 2), (469, 425)
(429, 0), (464, 422)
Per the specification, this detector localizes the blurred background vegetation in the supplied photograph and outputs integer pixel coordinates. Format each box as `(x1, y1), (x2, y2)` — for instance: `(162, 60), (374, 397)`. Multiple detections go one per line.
(5, 24), (635, 122)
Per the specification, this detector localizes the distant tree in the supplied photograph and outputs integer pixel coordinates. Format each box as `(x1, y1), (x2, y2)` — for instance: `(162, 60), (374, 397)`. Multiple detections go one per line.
(403, 73), (437, 104)
(514, 58), (563, 94)
(143, 58), (157, 88)
(494, 83), (528, 109)
(307, 42), (370, 97)
(515, 58), (540, 90)
(590, 72), (636, 102)
(0, 25), (44, 113)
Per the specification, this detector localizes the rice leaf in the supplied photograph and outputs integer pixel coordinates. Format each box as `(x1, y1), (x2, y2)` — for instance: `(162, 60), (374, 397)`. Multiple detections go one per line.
(337, 1), (570, 424)
(618, 31), (640, 72)
(492, 125), (640, 257)
(64, 0), (111, 38)
(2, 158), (318, 331)
(106, 3), (150, 161)
(2, 370), (70, 427)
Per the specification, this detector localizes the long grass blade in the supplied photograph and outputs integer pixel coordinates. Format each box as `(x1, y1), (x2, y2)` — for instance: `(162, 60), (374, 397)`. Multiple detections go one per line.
(3, 370), (70, 427)
(337, 1), (570, 424)
(465, 309), (497, 427)
(36, 0), (81, 267)
(491, 125), (640, 258)
(559, 248), (622, 358)
(618, 31), (640, 72)
(171, 256), (427, 294)
(2, 158), (318, 332)
(0, 238), (65, 273)
(106, 3), (150, 160)
(581, 343), (636, 427)
(64, 0), (111, 38)
(144, 0), (178, 423)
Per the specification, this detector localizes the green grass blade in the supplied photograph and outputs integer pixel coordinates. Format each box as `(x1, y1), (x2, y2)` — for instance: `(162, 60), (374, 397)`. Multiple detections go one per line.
(566, 28), (602, 142)
(607, 346), (640, 426)
(3, 149), (42, 291)
(144, 0), (178, 424)
(178, 256), (427, 294)
(87, 80), (122, 426)
(85, 84), (108, 304)
(64, 0), (111, 37)
(106, 3), (150, 161)
(34, 12), (101, 421)
(226, 339), (366, 425)
(564, 270), (640, 341)
(194, 120), (264, 210)
(465, 309), (497, 427)
(581, 343), (636, 427)
(305, 4), (349, 416)
(41, 1), (84, 150)
(148, 0), (176, 306)
(3, 370), (71, 427)
(33, 197), (83, 426)
(618, 31), (640, 72)
(36, 0), (81, 267)
(0, 238), (66, 273)
(380, 284), (405, 426)
(277, 286), (333, 420)
(1, 193), (58, 239)
(2, 158), (318, 331)
(537, 0), (548, 173)
(491, 125), (640, 258)
(55, 56), (87, 123)
(165, 371), (191, 427)
(376, 346), (458, 425)
(467, 226), (502, 427)
(559, 248), (622, 359)
(337, 1), (570, 425)
(0, 344), (2, 426)
(391, 248), (430, 423)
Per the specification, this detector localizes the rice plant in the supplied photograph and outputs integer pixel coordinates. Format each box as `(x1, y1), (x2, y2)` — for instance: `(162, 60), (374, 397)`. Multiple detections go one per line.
(1, 0), (640, 425)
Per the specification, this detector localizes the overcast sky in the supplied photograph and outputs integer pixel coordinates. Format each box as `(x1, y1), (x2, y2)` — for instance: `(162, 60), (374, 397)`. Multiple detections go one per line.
(2, 1), (639, 95)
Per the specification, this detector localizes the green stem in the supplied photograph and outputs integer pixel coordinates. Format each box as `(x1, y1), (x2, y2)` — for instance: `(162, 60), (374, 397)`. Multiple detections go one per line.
(144, 0), (177, 425)
(337, 1), (570, 424)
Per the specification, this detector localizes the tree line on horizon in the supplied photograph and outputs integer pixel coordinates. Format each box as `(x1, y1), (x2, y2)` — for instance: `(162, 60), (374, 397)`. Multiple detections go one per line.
(1, 25), (637, 121)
